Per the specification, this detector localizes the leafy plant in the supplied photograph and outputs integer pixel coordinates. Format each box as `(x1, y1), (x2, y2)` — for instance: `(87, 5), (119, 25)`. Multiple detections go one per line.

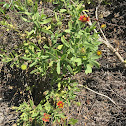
(0, 0), (102, 125)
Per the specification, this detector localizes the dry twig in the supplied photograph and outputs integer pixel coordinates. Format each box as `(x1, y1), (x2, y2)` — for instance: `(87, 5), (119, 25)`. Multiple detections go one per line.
(83, 7), (126, 67)
(78, 84), (116, 105)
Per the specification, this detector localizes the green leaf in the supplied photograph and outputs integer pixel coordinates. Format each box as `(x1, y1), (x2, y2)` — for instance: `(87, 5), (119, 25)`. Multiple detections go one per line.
(32, 112), (39, 118)
(26, 86), (30, 91)
(28, 48), (34, 54)
(41, 28), (52, 34)
(70, 57), (81, 66)
(40, 18), (52, 24)
(57, 60), (60, 74)
(27, 29), (35, 36)
(21, 17), (29, 22)
(55, 113), (65, 118)
(30, 42), (40, 50)
(74, 58), (82, 66)
(40, 9), (46, 19)
(29, 100), (34, 108)
(30, 69), (39, 74)
(61, 36), (70, 47)
(0, 8), (5, 14)
(59, 114), (65, 118)
(2, 58), (12, 63)
(34, 21), (39, 28)
(44, 101), (51, 112)
(85, 64), (92, 74)
(29, 60), (38, 67)
(90, 55), (100, 60)
(57, 45), (63, 50)
(67, 65), (73, 74)
(40, 55), (49, 59)
(55, 12), (58, 21)
(49, 61), (53, 67)
(68, 21), (72, 29)
(36, 104), (42, 110)
(65, 29), (71, 33)
(46, 52), (58, 60)
(43, 44), (49, 49)
(0, 2), (5, 5)
(21, 11), (32, 16)
(58, 82), (61, 90)
(68, 118), (78, 125)
(61, 54), (67, 60)
(68, 85), (71, 90)
(0, 54), (4, 57)
(21, 57), (31, 61)
(27, 0), (33, 6)
(3, 3), (10, 9)
(60, 9), (67, 13)
(90, 21), (97, 31)
(90, 60), (100, 68)
(83, 9), (89, 12)
(14, 4), (24, 11)
(76, 3), (83, 10)
(57, 21), (62, 26)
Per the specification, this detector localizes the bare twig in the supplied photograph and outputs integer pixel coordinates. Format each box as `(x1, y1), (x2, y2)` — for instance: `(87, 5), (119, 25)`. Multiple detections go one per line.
(96, 6), (124, 60)
(99, 20), (125, 28)
(83, 7), (126, 67)
(103, 88), (126, 103)
(78, 84), (116, 105)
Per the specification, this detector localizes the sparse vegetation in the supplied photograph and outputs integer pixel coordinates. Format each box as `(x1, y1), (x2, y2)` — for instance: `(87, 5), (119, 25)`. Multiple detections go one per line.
(0, 0), (126, 126)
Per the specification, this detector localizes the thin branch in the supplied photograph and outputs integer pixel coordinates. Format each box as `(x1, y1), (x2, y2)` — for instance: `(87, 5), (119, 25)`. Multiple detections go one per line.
(83, 8), (126, 67)
(111, 90), (126, 102)
(78, 84), (116, 105)
(98, 20), (125, 28)
(95, 6), (123, 59)
(104, 88), (126, 102)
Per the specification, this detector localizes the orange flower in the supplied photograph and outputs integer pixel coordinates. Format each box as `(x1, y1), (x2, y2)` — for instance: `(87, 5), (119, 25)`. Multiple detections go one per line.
(101, 24), (106, 28)
(79, 15), (89, 22)
(42, 113), (51, 122)
(97, 50), (102, 56)
(57, 101), (64, 108)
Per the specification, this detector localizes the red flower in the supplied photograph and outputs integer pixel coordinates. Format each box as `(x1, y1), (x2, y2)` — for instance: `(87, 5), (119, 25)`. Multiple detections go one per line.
(79, 15), (89, 22)
(42, 113), (51, 122)
(57, 101), (64, 108)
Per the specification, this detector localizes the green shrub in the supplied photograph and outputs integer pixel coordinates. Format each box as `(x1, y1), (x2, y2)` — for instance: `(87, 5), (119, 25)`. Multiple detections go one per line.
(0, 0), (102, 125)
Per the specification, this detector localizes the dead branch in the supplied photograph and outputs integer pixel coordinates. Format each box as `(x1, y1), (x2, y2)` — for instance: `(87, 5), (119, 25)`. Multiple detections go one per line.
(78, 84), (116, 105)
(83, 9), (126, 67)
